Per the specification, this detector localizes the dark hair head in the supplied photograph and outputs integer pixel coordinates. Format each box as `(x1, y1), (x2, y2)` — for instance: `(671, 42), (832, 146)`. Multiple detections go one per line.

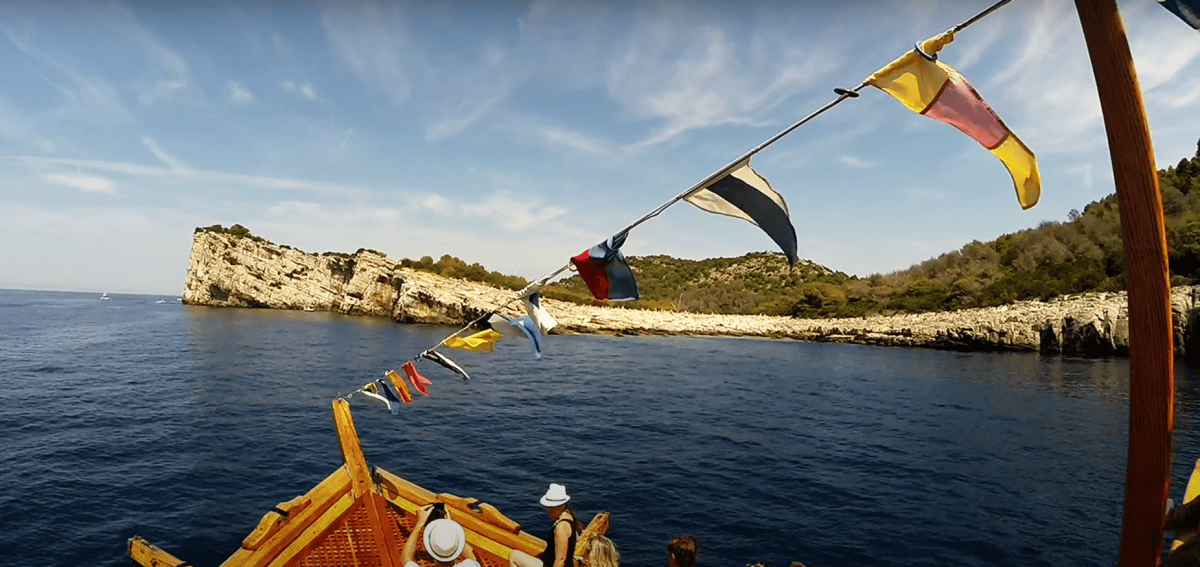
(668, 535), (697, 567)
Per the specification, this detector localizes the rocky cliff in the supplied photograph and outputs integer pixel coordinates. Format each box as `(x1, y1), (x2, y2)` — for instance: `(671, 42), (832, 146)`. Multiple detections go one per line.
(183, 229), (1200, 357)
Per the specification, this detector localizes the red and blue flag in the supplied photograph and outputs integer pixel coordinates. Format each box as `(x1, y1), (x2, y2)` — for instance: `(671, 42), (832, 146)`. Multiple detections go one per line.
(570, 232), (640, 301)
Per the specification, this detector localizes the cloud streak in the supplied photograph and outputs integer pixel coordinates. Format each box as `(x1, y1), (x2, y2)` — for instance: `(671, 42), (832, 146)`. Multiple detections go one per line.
(41, 172), (116, 193)
(7, 156), (367, 197)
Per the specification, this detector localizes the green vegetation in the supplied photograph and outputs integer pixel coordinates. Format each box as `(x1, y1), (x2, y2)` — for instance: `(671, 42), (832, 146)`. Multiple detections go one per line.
(197, 223), (266, 244)
(195, 138), (1200, 319)
(547, 252), (847, 315)
(398, 255), (530, 291)
(783, 138), (1200, 318)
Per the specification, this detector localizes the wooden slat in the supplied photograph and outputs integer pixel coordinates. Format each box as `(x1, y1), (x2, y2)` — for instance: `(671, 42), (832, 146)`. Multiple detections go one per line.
(263, 491), (358, 567)
(332, 398), (373, 498)
(477, 502), (522, 534)
(364, 491), (405, 566)
(221, 467), (353, 567)
(374, 467), (546, 557)
(127, 536), (189, 567)
(436, 493), (522, 533)
(242, 494), (314, 551)
(574, 511), (611, 562)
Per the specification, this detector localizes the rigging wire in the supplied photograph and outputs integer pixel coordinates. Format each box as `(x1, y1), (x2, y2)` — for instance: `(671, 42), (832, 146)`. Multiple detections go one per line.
(362, 0), (1018, 391)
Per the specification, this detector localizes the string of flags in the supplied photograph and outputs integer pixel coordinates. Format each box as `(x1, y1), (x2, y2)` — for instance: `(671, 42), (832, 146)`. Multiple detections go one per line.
(346, 0), (1047, 414)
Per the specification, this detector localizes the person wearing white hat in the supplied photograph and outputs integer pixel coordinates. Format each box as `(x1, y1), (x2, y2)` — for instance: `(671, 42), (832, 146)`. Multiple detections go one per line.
(509, 483), (583, 567)
(402, 503), (480, 567)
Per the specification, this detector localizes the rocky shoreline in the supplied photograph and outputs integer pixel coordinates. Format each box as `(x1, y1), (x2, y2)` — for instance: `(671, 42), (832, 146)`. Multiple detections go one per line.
(182, 229), (1200, 357)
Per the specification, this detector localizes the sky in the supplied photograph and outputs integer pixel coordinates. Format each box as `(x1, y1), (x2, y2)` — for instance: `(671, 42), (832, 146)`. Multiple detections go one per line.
(1, 0), (1199, 296)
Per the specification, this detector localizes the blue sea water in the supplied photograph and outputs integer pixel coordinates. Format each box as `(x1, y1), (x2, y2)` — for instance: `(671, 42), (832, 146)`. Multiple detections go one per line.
(4, 288), (1200, 567)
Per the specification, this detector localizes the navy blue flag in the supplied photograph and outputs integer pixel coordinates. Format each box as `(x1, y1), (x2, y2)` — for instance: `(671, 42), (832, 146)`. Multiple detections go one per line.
(1158, 0), (1200, 29)
(685, 160), (798, 265)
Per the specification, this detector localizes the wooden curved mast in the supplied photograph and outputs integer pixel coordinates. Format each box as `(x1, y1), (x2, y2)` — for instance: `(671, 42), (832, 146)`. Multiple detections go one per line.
(1074, 1), (1175, 566)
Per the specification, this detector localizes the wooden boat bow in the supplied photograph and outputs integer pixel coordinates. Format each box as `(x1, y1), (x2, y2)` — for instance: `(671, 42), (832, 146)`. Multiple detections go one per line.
(128, 399), (607, 567)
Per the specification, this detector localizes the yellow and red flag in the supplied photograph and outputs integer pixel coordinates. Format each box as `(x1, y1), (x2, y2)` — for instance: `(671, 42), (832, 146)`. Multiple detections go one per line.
(867, 31), (1040, 210)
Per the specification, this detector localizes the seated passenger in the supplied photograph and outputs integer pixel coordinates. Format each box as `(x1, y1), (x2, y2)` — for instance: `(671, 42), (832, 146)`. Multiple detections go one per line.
(511, 483), (583, 567)
(402, 503), (480, 567)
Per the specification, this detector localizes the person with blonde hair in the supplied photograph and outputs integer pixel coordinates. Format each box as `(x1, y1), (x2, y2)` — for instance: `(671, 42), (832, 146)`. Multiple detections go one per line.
(580, 534), (619, 567)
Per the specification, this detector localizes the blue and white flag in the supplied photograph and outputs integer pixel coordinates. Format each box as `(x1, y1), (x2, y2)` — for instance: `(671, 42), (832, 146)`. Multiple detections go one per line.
(510, 316), (544, 360)
(1157, 0), (1200, 30)
(685, 160), (798, 265)
(360, 380), (401, 414)
(523, 291), (558, 335)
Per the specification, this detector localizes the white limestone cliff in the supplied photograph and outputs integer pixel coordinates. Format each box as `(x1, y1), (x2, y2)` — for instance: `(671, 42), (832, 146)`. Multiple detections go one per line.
(183, 229), (1200, 357)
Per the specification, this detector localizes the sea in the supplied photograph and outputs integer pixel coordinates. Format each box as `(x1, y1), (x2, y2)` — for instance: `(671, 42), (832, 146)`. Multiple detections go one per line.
(4, 288), (1200, 567)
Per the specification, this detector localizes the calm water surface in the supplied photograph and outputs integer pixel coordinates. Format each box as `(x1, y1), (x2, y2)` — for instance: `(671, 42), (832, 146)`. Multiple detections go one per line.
(4, 289), (1200, 567)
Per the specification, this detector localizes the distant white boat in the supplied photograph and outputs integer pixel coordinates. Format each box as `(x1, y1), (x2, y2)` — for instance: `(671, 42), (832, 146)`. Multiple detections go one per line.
(304, 306), (315, 312)
(101, 292), (110, 301)
(156, 299), (167, 304)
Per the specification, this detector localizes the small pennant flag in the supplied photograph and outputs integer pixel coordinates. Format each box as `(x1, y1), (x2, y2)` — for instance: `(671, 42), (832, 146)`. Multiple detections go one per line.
(401, 361), (432, 396)
(443, 329), (503, 352)
(384, 370), (413, 403)
(866, 31), (1040, 209)
(523, 292), (558, 335)
(420, 349), (470, 381)
(1157, 0), (1200, 30)
(361, 381), (400, 413)
(570, 232), (640, 301)
(510, 316), (544, 360)
(685, 160), (798, 265)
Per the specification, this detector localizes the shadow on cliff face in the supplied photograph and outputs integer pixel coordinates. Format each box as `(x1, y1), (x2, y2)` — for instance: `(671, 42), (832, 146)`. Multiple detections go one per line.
(1039, 317), (1129, 357)
(1184, 309), (1200, 361)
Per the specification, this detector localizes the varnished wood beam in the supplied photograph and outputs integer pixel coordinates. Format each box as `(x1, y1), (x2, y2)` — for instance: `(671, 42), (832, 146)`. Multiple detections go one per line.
(1074, 1), (1175, 566)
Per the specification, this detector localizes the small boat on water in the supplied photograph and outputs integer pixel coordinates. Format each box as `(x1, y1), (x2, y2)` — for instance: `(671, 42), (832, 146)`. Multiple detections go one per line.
(128, 399), (609, 567)
(101, 292), (110, 301)
(156, 299), (167, 304)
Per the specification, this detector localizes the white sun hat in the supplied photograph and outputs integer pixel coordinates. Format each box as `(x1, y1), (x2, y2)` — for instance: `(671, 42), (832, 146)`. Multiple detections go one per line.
(423, 518), (466, 562)
(540, 483), (571, 507)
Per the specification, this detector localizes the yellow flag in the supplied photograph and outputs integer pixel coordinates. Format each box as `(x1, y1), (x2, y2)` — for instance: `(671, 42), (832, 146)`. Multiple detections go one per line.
(442, 329), (503, 352)
(867, 31), (1040, 210)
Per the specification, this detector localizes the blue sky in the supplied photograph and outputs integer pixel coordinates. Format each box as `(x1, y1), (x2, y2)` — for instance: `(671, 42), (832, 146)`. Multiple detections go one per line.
(1, 0), (1198, 295)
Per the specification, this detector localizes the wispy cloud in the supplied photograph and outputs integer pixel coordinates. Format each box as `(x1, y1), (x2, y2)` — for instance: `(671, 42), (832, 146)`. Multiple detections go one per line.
(321, 1), (413, 105)
(140, 136), (191, 172)
(414, 190), (567, 231)
(7, 156), (366, 197)
(93, 3), (203, 107)
(41, 172), (116, 194)
(596, 3), (854, 148)
(226, 80), (255, 105)
(839, 155), (875, 169)
(281, 79), (319, 102)
(531, 123), (624, 159)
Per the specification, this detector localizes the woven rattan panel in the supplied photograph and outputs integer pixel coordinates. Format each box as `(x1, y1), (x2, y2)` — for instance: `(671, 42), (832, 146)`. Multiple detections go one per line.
(297, 499), (385, 567)
(386, 505), (507, 567)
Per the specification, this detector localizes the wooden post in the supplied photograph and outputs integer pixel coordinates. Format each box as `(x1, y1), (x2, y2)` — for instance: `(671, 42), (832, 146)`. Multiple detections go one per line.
(1074, 1), (1175, 566)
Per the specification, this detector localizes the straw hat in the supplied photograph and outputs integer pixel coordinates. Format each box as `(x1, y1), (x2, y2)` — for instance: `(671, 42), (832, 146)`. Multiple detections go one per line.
(423, 519), (466, 562)
(540, 483), (571, 507)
